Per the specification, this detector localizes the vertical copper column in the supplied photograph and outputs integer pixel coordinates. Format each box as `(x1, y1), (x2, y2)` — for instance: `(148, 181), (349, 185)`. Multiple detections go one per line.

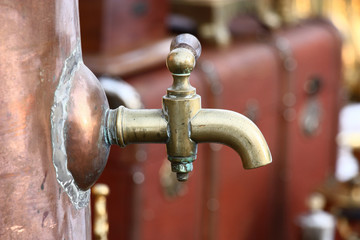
(0, 1), (90, 239)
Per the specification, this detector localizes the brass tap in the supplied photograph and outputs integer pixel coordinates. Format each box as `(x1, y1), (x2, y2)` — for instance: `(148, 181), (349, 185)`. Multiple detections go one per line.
(106, 34), (272, 181)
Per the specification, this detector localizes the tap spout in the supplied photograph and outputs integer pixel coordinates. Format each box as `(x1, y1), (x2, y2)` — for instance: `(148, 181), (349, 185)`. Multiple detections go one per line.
(191, 109), (272, 169)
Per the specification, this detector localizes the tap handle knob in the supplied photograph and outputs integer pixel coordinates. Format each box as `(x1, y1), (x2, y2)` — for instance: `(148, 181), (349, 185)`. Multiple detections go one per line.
(167, 34), (201, 76)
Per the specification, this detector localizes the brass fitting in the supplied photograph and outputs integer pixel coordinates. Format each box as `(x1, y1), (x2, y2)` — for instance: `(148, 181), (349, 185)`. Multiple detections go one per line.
(92, 184), (110, 240)
(106, 34), (272, 181)
(163, 35), (202, 181)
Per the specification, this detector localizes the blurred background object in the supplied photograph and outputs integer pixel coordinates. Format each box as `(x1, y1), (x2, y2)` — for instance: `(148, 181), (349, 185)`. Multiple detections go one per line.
(92, 184), (110, 240)
(77, 0), (360, 239)
(318, 104), (360, 240)
(292, 0), (360, 102)
(298, 193), (336, 240)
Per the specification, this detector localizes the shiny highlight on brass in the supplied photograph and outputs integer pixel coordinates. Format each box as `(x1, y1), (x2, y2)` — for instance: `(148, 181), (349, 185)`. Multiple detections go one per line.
(106, 34), (272, 181)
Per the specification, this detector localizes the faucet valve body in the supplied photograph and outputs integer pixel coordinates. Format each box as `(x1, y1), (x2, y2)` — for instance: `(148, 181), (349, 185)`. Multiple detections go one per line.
(163, 89), (201, 181)
(163, 35), (202, 181)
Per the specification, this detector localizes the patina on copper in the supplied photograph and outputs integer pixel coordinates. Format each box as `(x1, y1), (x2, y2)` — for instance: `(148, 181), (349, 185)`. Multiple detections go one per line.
(0, 0), (92, 238)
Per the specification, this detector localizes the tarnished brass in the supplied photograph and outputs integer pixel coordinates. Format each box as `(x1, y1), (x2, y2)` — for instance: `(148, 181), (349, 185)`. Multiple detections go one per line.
(51, 32), (271, 209)
(107, 34), (272, 181)
(92, 184), (110, 240)
(0, 2), (270, 237)
(111, 108), (168, 146)
(191, 109), (272, 169)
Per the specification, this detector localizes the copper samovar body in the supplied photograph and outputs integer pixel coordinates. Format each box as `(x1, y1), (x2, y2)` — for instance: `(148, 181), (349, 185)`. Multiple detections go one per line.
(0, 1), (91, 238)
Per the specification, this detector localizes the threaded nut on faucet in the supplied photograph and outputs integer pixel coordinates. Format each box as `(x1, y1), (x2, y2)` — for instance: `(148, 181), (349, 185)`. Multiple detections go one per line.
(171, 162), (194, 181)
(176, 173), (189, 182)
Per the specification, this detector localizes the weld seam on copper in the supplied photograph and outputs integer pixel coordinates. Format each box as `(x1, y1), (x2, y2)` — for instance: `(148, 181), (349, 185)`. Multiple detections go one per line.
(50, 41), (90, 209)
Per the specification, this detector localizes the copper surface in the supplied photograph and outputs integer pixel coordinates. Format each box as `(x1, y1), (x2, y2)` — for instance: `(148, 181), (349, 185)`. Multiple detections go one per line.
(89, 21), (340, 240)
(66, 63), (109, 190)
(0, 0), (92, 238)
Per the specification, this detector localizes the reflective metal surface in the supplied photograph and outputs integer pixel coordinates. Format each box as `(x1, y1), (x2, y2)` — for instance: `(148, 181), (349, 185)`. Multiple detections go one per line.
(0, 0), (91, 238)
(64, 64), (109, 191)
(0, 1), (271, 238)
(107, 34), (272, 181)
(191, 109), (272, 169)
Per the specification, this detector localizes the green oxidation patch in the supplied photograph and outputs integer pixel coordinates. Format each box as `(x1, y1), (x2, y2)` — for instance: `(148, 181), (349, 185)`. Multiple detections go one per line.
(171, 162), (193, 173)
(167, 155), (196, 162)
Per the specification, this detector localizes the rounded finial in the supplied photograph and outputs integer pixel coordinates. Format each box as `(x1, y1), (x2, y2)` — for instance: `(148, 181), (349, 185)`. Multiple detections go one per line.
(166, 48), (195, 75)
